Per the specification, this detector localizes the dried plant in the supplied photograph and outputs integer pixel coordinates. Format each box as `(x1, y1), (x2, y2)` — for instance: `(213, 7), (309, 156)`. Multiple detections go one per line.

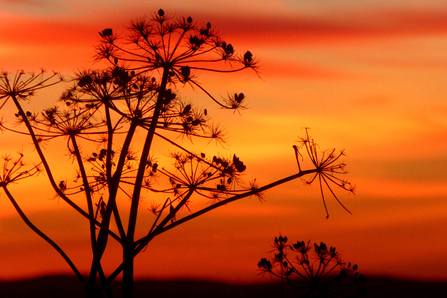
(258, 236), (367, 298)
(0, 9), (355, 298)
(294, 129), (355, 218)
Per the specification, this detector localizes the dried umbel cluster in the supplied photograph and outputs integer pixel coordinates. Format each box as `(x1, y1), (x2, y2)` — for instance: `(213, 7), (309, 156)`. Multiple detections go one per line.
(258, 236), (367, 298)
(294, 129), (356, 218)
(0, 153), (42, 188)
(95, 8), (259, 110)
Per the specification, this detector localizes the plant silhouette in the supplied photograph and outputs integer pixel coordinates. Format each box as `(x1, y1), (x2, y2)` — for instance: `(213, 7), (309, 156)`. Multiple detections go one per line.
(0, 9), (355, 298)
(258, 236), (367, 298)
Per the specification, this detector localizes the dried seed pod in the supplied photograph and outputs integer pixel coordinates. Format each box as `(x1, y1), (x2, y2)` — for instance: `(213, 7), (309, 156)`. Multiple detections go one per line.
(99, 28), (112, 38)
(244, 51), (253, 63)
(182, 104), (191, 114)
(181, 66), (191, 79)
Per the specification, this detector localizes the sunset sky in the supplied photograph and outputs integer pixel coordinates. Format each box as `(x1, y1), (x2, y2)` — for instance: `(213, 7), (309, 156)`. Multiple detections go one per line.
(1, 0), (447, 285)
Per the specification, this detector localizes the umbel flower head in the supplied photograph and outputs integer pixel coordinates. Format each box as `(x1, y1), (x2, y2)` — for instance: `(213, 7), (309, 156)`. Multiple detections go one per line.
(0, 153), (42, 188)
(0, 69), (62, 110)
(142, 150), (248, 206)
(95, 8), (260, 111)
(258, 236), (367, 298)
(293, 128), (355, 218)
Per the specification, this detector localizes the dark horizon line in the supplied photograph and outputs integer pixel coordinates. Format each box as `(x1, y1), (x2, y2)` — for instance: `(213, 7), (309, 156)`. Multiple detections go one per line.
(1, 272), (447, 283)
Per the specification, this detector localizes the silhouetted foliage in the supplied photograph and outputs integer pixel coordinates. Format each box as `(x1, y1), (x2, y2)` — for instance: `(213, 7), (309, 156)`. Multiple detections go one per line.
(0, 9), (355, 298)
(258, 236), (367, 298)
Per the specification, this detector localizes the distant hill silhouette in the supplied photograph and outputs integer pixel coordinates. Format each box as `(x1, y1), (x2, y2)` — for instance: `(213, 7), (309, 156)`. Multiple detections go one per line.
(0, 275), (446, 297)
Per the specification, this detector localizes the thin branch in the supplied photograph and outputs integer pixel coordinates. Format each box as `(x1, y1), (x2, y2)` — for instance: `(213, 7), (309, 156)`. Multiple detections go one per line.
(2, 185), (87, 288)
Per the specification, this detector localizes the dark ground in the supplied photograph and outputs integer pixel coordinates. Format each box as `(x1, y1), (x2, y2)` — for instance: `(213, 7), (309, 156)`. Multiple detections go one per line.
(0, 275), (446, 297)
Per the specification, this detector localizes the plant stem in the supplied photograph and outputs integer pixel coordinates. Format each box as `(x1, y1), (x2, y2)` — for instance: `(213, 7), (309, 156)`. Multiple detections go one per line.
(122, 66), (170, 298)
(2, 185), (87, 288)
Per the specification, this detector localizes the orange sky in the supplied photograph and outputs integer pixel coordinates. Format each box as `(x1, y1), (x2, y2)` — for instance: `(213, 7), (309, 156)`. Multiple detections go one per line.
(1, 0), (447, 284)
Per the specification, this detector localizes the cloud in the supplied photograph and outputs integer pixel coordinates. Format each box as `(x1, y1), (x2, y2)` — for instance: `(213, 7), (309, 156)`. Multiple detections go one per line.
(0, 15), (98, 46)
(0, 14), (111, 70)
(202, 7), (447, 48)
(0, 0), (42, 4)
(381, 156), (447, 182)
(2, 4), (447, 72)
(4, 4), (447, 48)
(260, 58), (352, 80)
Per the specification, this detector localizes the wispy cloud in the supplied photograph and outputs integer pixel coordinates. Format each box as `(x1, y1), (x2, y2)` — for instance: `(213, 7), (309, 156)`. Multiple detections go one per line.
(206, 7), (447, 47)
(0, 0), (43, 4)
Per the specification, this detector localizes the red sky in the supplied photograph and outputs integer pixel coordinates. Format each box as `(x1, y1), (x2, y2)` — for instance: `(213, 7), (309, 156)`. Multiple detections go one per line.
(1, 0), (447, 284)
